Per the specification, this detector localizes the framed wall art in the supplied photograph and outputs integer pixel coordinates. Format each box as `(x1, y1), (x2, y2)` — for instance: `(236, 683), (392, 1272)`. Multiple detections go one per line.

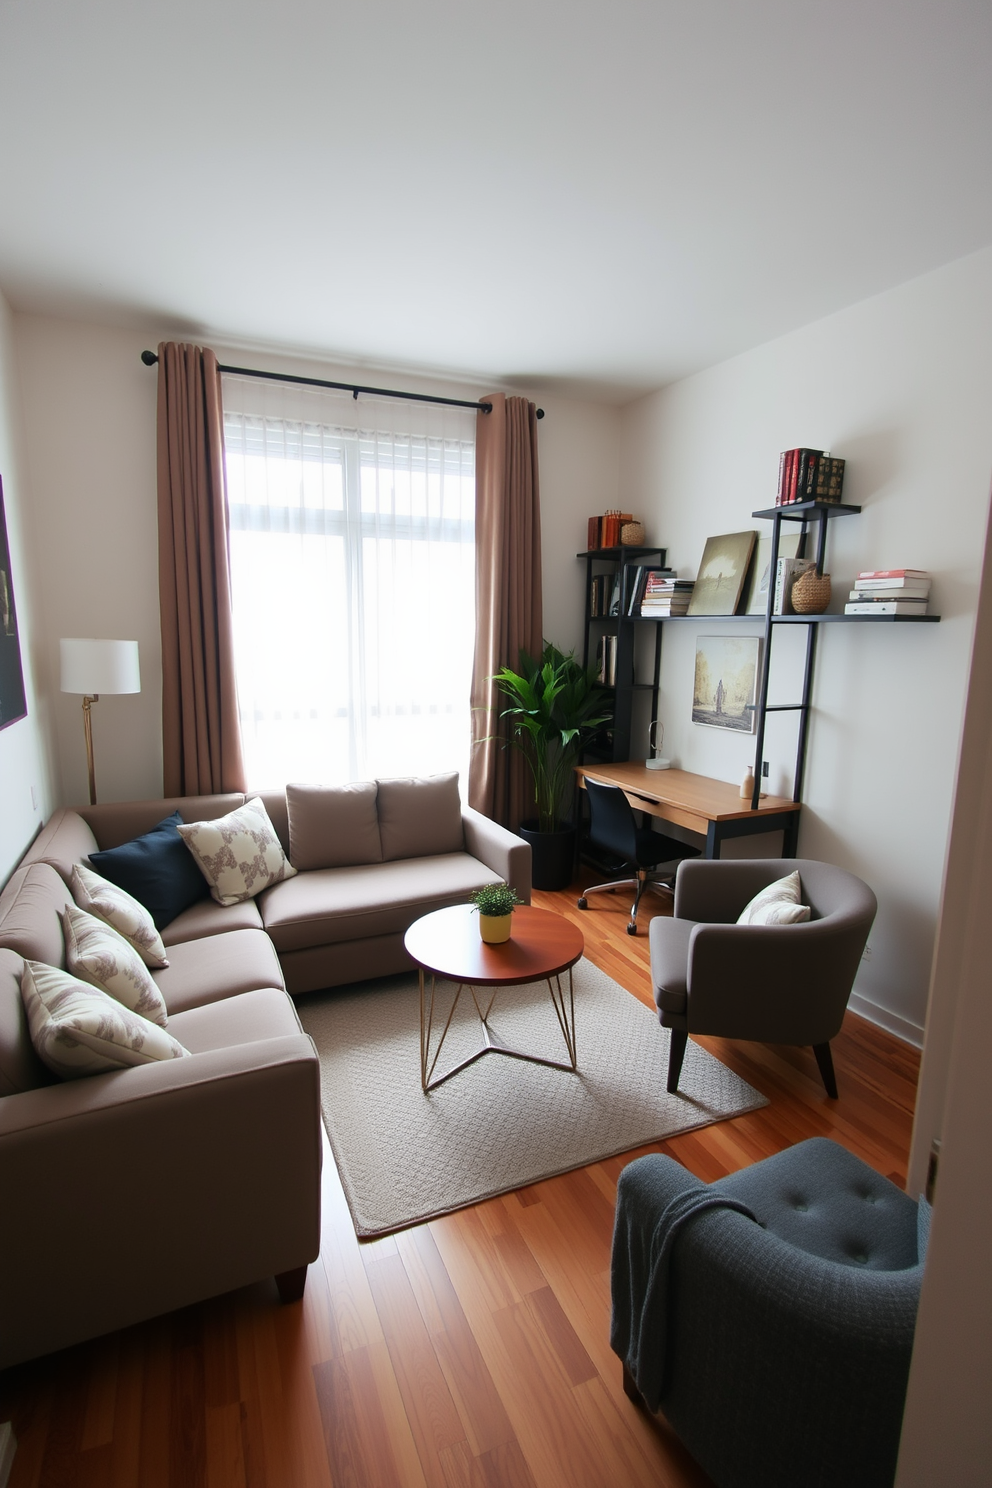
(692, 634), (760, 734)
(0, 476), (27, 731)
(686, 530), (757, 616)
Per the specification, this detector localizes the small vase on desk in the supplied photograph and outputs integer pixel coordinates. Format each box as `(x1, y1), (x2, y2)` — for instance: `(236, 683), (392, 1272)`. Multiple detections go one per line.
(740, 766), (755, 802)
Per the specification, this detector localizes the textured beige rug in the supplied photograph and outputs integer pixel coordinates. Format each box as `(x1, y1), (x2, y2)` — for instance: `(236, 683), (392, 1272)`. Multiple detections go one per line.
(297, 957), (767, 1237)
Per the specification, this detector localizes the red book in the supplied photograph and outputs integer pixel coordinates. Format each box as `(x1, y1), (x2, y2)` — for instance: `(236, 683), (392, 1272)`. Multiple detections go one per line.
(856, 569), (929, 580)
(785, 449), (798, 504)
(587, 516), (601, 551)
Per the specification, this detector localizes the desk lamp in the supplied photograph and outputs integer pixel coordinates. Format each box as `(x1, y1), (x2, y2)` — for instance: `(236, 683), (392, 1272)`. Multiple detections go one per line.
(60, 638), (140, 804)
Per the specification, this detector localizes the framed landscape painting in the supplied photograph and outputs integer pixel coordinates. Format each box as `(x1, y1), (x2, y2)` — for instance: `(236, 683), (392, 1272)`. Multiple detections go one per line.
(687, 530), (757, 615)
(0, 477), (27, 731)
(692, 634), (760, 733)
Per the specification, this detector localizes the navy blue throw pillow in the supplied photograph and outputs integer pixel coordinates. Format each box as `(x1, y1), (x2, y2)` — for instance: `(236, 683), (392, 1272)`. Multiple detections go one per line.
(89, 811), (209, 930)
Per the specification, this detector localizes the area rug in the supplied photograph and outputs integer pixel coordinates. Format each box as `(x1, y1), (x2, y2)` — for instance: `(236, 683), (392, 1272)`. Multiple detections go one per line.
(296, 957), (767, 1237)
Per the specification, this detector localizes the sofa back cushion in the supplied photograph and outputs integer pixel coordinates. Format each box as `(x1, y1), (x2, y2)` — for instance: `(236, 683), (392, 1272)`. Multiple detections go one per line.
(0, 862), (74, 966)
(375, 773), (464, 861)
(0, 948), (55, 1095)
(286, 782), (383, 870)
(77, 795), (246, 851)
(20, 808), (100, 882)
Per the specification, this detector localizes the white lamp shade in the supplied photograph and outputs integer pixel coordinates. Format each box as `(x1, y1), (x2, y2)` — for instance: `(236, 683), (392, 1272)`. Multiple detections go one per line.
(60, 638), (141, 695)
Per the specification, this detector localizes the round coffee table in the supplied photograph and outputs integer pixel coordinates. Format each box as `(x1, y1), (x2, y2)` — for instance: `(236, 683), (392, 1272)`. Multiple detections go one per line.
(404, 904), (584, 1092)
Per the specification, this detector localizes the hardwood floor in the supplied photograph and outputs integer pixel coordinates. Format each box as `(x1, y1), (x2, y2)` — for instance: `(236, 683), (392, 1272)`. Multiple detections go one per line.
(0, 877), (920, 1487)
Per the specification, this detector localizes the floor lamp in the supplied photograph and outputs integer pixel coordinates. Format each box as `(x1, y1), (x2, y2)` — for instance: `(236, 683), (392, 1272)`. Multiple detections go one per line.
(60, 638), (141, 805)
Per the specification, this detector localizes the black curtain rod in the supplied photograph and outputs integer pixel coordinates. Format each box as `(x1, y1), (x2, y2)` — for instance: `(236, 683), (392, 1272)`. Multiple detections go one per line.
(140, 351), (544, 418)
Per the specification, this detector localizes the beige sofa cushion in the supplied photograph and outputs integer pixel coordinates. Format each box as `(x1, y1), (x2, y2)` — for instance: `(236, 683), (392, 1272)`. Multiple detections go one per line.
(21, 962), (189, 1079)
(0, 949), (55, 1095)
(62, 905), (169, 1028)
(168, 986), (303, 1054)
(153, 929), (285, 1015)
(161, 895), (263, 946)
(178, 799), (297, 906)
(286, 781), (382, 870)
(259, 852), (501, 953)
(375, 773), (463, 861)
(0, 862), (73, 967)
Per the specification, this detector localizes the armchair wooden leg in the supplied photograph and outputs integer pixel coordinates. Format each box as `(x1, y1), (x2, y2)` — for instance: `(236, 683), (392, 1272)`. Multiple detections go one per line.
(813, 1042), (839, 1099)
(667, 1030), (689, 1094)
(275, 1265), (308, 1304)
(623, 1362), (645, 1408)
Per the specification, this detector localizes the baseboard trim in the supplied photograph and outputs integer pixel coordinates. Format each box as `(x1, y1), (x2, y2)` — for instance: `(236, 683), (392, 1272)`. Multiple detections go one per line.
(0, 1422), (16, 1488)
(849, 991), (924, 1049)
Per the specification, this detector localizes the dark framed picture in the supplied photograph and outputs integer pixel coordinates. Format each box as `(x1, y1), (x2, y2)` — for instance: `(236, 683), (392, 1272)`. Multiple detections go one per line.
(692, 634), (760, 734)
(0, 477), (27, 731)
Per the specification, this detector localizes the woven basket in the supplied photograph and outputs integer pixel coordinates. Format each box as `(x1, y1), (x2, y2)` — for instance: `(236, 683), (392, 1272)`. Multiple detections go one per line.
(791, 570), (832, 614)
(620, 521), (646, 546)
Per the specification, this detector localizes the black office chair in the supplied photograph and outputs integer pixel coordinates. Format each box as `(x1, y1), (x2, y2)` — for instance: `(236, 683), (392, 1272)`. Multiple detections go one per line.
(577, 780), (700, 935)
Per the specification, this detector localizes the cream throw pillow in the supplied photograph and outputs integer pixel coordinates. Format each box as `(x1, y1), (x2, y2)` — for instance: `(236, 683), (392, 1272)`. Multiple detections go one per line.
(20, 961), (189, 1080)
(177, 797), (297, 906)
(62, 904), (169, 1027)
(70, 862), (169, 968)
(737, 870), (811, 926)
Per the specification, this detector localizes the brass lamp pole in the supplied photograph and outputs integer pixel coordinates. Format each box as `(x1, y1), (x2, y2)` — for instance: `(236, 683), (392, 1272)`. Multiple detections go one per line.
(60, 640), (141, 805)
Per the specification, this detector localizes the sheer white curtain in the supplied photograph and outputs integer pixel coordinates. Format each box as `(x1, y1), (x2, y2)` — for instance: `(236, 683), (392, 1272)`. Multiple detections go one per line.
(222, 375), (476, 789)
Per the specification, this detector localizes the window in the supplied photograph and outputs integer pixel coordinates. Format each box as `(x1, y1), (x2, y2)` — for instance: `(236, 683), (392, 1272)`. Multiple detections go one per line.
(222, 376), (476, 789)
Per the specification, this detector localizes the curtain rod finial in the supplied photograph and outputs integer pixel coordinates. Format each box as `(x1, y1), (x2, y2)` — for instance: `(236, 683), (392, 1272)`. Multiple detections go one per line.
(536, 408), (545, 419)
(140, 350), (158, 366)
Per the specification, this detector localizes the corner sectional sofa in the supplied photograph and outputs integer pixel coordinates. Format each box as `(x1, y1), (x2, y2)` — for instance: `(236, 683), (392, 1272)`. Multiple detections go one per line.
(0, 775), (529, 1368)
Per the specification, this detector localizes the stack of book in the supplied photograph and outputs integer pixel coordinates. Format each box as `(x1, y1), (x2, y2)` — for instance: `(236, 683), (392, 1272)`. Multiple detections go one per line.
(587, 511), (635, 549)
(845, 570), (931, 615)
(775, 449), (846, 506)
(640, 572), (694, 617)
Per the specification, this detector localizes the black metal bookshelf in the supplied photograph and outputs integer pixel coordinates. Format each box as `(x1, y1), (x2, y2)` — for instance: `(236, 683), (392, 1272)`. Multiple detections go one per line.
(577, 545), (666, 763)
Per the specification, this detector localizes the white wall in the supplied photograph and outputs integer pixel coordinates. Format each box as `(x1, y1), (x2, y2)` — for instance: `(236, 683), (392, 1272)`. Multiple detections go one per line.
(12, 313), (622, 807)
(0, 289), (54, 883)
(616, 247), (992, 1041)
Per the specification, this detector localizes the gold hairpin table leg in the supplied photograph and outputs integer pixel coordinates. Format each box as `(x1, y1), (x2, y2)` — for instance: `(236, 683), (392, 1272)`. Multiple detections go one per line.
(420, 965), (577, 1093)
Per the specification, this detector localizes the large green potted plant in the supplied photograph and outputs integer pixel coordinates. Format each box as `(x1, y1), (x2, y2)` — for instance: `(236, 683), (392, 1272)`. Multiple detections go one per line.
(493, 643), (612, 890)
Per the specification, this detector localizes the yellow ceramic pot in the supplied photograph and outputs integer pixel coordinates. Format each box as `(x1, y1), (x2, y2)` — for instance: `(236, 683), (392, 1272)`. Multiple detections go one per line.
(479, 913), (512, 944)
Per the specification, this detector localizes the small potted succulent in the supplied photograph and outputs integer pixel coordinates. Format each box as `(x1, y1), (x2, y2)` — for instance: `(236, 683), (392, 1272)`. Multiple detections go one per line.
(471, 882), (522, 944)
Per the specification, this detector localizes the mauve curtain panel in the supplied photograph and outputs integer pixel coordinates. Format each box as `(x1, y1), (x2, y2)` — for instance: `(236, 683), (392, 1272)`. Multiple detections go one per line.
(469, 392), (543, 828)
(157, 341), (246, 795)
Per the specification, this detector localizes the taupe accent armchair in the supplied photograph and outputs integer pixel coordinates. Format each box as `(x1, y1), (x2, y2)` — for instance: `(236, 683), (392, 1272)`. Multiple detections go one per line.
(650, 859), (876, 1097)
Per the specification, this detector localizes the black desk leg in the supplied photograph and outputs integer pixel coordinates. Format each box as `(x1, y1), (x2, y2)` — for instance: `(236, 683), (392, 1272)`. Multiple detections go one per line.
(783, 814), (801, 858)
(705, 822), (721, 859)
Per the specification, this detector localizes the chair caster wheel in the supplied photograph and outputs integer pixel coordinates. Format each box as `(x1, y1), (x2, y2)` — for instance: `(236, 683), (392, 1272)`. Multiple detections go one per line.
(626, 922), (638, 936)
(577, 898), (588, 910)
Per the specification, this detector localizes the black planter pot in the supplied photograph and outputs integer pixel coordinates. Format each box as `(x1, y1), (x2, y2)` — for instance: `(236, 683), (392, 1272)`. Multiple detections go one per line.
(518, 820), (576, 892)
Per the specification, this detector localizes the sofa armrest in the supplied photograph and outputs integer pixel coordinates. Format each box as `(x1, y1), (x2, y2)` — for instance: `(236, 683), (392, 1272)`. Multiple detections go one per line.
(461, 806), (532, 903)
(0, 1035), (322, 1368)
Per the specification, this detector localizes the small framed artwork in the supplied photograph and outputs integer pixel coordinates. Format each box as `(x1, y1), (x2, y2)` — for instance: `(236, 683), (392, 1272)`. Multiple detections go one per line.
(692, 634), (760, 733)
(0, 476), (27, 732)
(687, 531), (757, 616)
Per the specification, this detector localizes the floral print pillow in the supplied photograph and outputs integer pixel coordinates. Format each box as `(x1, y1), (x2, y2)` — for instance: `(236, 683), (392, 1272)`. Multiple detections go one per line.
(177, 798), (297, 906)
(70, 862), (169, 968)
(20, 961), (188, 1080)
(62, 904), (169, 1027)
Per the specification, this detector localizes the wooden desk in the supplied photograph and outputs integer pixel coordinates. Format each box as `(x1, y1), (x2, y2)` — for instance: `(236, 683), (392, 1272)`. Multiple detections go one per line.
(576, 762), (802, 858)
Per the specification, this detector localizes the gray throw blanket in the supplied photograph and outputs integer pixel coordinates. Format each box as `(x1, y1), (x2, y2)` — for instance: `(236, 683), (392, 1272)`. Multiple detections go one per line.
(611, 1162), (756, 1412)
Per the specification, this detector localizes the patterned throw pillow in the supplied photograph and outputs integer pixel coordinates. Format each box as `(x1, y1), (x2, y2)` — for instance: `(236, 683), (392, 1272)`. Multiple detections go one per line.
(62, 904), (169, 1027)
(177, 797), (297, 906)
(20, 961), (189, 1080)
(70, 862), (169, 968)
(736, 869), (812, 927)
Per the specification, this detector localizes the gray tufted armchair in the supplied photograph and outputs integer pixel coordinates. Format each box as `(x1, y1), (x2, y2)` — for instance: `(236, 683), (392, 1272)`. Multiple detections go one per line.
(611, 1138), (924, 1488)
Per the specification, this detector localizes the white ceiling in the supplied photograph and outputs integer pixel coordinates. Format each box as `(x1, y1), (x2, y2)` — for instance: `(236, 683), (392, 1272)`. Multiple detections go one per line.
(1, 0), (990, 398)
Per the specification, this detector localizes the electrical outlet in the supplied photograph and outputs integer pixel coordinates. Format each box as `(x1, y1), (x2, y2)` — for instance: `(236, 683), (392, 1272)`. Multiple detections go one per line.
(862, 943), (872, 962)
(761, 761), (769, 777)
